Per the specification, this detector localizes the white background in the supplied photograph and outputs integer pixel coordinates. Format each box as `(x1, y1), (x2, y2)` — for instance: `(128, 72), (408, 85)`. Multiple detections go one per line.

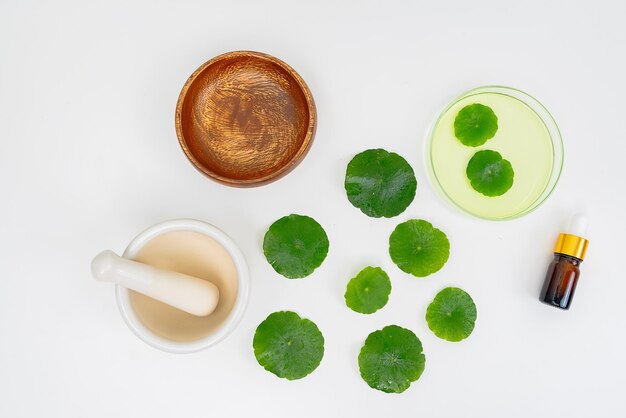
(1, 0), (625, 416)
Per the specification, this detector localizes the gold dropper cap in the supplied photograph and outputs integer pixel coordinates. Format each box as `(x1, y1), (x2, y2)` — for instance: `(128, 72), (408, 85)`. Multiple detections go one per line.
(554, 233), (589, 260)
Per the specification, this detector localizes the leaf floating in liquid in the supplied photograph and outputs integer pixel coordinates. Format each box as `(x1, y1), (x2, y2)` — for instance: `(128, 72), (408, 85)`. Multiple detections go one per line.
(466, 150), (514, 197)
(454, 103), (498, 147)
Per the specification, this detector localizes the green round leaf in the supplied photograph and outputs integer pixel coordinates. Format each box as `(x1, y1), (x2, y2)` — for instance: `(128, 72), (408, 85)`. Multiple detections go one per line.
(263, 214), (329, 279)
(345, 149), (417, 218)
(426, 287), (477, 342)
(253, 311), (325, 380)
(453, 103), (498, 147)
(358, 325), (426, 393)
(345, 267), (392, 314)
(466, 150), (514, 197)
(389, 219), (450, 277)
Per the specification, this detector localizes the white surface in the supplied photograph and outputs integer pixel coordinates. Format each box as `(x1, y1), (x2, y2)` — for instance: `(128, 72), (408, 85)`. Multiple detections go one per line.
(1, 0), (625, 416)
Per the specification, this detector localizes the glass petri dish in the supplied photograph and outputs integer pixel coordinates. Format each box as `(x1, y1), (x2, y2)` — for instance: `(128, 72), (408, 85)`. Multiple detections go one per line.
(427, 86), (563, 220)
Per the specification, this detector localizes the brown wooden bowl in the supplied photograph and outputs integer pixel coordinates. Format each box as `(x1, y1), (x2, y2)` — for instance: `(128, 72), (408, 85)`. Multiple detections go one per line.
(175, 51), (316, 187)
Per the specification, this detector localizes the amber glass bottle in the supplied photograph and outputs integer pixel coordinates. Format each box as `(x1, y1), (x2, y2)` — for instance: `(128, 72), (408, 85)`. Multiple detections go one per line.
(540, 231), (589, 310)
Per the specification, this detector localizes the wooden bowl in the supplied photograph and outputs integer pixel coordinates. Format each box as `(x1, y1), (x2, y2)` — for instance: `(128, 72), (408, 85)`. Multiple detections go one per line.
(175, 51), (316, 187)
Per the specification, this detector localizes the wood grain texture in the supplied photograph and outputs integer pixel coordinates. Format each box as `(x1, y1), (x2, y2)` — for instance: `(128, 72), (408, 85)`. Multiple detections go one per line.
(175, 51), (316, 187)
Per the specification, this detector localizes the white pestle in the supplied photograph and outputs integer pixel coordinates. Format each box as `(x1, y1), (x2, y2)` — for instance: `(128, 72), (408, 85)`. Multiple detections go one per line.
(91, 250), (219, 317)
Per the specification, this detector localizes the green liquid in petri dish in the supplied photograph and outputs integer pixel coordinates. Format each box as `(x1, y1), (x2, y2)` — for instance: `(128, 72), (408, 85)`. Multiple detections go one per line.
(429, 88), (561, 220)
